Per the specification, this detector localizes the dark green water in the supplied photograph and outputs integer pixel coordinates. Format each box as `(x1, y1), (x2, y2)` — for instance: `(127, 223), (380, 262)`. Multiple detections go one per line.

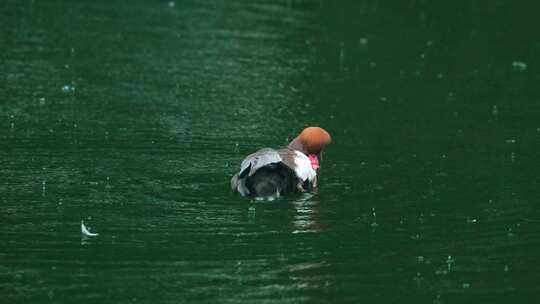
(2, 1), (540, 303)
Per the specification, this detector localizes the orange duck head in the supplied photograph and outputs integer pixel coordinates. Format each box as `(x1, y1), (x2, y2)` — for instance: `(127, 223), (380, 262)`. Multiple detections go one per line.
(288, 127), (331, 170)
(298, 127), (332, 155)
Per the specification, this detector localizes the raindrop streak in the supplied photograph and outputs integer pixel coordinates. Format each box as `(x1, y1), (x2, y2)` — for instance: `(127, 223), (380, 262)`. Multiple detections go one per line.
(339, 41), (345, 71)
(507, 228), (514, 238)
(446, 255), (455, 272)
(42, 180), (46, 196)
(413, 272), (424, 288)
(371, 207), (378, 231)
(492, 105), (498, 118)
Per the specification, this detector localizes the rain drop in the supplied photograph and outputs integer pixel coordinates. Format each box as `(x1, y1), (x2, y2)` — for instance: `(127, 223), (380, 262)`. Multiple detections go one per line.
(359, 37), (368, 46)
(466, 217), (478, 224)
(370, 208), (378, 231)
(492, 105), (498, 117)
(511, 61), (527, 71)
(61, 85), (75, 93)
(339, 41), (345, 70)
(433, 294), (443, 304)
(446, 255), (455, 272)
(507, 228), (514, 238)
(413, 272), (424, 287)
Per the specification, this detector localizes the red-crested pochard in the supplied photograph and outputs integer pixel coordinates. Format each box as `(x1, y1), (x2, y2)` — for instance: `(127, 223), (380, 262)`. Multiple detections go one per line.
(231, 127), (331, 198)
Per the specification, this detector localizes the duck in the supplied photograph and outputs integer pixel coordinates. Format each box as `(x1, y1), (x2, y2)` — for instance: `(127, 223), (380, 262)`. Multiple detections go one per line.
(230, 127), (331, 198)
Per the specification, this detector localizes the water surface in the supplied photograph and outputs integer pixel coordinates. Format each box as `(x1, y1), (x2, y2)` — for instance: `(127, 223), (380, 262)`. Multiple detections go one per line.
(2, 1), (540, 303)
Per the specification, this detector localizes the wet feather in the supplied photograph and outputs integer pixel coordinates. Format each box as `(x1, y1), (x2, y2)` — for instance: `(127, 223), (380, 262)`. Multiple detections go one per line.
(81, 220), (99, 237)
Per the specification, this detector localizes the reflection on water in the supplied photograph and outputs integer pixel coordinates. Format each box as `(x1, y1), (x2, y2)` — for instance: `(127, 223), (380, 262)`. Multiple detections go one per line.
(291, 193), (321, 234)
(2, 0), (540, 303)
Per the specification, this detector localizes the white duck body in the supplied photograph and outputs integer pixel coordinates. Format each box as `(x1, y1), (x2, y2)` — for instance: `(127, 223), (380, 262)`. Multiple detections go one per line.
(231, 148), (316, 198)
